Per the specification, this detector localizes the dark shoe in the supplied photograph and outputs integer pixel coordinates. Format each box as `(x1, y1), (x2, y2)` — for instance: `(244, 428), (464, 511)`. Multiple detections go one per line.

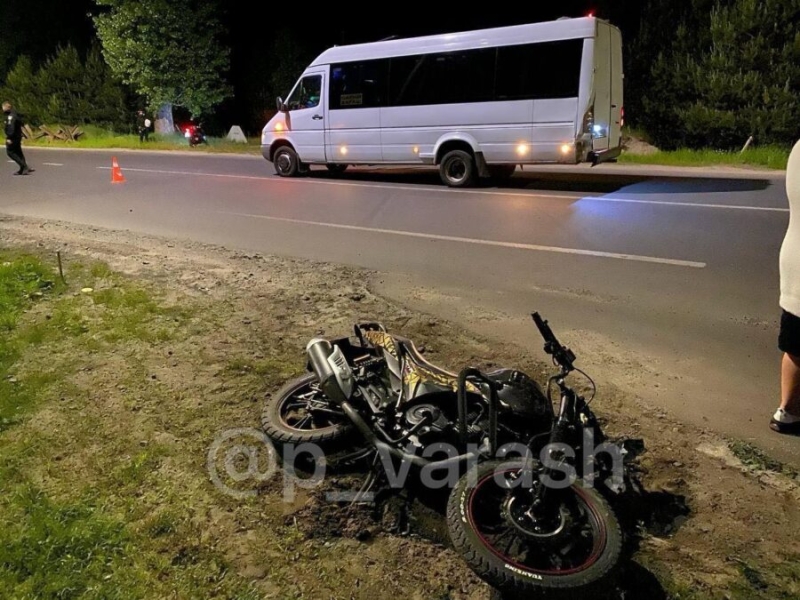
(21, 167), (33, 175)
(770, 418), (800, 435)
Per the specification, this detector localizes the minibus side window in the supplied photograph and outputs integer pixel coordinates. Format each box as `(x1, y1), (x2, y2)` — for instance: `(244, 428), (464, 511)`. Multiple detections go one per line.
(330, 60), (388, 109)
(496, 39), (583, 100)
(388, 49), (494, 107)
(287, 75), (322, 110)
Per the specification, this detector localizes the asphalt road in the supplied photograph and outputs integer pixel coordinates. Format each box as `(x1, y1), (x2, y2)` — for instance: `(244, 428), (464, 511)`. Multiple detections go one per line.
(1, 148), (794, 464)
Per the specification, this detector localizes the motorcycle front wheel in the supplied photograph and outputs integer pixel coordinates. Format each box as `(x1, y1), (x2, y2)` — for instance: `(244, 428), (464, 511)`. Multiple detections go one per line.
(261, 373), (353, 445)
(447, 460), (621, 598)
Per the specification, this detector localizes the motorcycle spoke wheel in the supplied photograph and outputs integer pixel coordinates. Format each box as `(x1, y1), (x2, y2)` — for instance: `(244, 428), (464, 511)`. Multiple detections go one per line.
(447, 460), (622, 596)
(279, 387), (346, 432)
(468, 470), (604, 574)
(262, 373), (353, 445)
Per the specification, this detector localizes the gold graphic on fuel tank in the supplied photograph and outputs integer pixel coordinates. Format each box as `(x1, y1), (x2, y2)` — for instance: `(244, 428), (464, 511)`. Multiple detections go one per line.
(364, 331), (398, 358)
(402, 357), (479, 394)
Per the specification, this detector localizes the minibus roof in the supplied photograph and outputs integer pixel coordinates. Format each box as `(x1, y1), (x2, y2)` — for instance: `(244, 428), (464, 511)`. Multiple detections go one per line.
(311, 17), (603, 66)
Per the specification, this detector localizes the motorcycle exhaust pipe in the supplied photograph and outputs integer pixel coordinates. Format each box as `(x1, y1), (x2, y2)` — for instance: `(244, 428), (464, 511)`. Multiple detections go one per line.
(340, 401), (483, 470)
(339, 401), (428, 467)
(306, 337), (347, 404)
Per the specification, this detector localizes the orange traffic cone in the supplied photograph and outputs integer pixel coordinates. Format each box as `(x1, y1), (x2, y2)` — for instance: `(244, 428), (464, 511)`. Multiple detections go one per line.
(111, 156), (125, 183)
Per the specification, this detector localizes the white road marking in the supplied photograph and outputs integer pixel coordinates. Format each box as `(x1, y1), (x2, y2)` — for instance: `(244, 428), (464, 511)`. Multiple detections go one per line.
(96, 166), (585, 201)
(214, 210), (707, 268)
(96, 165), (786, 212)
(42, 162), (63, 166)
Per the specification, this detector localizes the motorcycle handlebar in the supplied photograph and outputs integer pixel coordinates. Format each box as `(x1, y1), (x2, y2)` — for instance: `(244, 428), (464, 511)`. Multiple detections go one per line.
(532, 312), (556, 344)
(531, 312), (577, 373)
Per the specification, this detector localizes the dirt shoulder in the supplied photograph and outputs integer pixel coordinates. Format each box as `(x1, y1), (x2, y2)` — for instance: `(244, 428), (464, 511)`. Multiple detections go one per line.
(1, 215), (798, 600)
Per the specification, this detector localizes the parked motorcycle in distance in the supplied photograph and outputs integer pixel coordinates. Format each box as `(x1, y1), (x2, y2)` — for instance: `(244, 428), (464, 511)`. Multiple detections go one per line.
(184, 121), (207, 147)
(262, 313), (637, 597)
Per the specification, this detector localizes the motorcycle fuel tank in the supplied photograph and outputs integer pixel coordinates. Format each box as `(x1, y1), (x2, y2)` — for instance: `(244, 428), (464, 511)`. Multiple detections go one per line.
(488, 368), (553, 422)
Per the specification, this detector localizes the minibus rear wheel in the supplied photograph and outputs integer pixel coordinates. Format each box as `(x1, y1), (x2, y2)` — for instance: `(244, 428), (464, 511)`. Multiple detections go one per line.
(274, 146), (301, 177)
(440, 150), (476, 188)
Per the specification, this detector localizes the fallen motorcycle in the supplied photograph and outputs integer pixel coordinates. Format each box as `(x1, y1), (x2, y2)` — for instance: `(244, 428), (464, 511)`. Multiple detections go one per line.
(262, 313), (631, 597)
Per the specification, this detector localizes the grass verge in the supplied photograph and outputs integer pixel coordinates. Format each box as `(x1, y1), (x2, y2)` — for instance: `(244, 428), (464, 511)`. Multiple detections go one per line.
(0, 253), (65, 430)
(728, 439), (799, 478)
(619, 145), (790, 170)
(0, 250), (261, 599)
(26, 125), (261, 155)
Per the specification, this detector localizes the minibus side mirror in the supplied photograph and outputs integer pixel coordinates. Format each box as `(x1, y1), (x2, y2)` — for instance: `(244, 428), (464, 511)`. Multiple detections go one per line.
(276, 97), (288, 112)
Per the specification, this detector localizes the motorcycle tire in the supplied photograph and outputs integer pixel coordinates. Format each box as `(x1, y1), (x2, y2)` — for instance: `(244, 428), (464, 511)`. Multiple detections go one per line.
(447, 460), (622, 598)
(261, 373), (353, 445)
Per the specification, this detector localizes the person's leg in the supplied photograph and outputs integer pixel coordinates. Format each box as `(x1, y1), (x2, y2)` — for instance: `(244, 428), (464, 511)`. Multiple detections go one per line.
(6, 142), (25, 173)
(772, 310), (800, 433)
(781, 352), (800, 414)
(17, 145), (30, 174)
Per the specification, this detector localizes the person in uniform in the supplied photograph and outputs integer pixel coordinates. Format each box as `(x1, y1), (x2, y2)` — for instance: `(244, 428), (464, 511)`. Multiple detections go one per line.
(3, 101), (32, 175)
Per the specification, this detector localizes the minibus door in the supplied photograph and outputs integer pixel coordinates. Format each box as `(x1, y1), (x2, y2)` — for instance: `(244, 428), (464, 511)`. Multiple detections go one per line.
(592, 25), (611, 154)
(283, 70), (327, 163)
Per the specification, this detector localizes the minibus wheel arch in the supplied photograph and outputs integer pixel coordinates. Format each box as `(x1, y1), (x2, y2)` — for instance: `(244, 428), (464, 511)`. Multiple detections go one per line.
(270, 140), (295, 162)
(434, 140), (476, 165)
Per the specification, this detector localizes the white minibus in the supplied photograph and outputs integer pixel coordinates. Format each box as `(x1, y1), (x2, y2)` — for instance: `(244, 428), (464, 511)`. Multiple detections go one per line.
(261, 16), (623, 187)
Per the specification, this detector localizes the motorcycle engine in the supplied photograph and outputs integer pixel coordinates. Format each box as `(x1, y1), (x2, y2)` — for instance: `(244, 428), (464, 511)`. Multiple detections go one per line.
(403, 403), (451, 446)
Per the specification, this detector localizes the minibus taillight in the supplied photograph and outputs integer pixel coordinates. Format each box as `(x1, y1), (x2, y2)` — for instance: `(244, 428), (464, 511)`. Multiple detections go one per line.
(582, 109), (594, 135)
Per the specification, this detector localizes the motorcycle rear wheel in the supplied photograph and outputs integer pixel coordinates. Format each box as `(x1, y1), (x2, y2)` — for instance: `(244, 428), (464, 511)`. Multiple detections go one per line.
(261, 373), (353, 445)
(447, 460), (621, 598)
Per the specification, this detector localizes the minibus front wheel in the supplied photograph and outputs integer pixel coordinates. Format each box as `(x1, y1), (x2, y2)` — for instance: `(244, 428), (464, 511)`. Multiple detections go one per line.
(273, 145), (302, 177)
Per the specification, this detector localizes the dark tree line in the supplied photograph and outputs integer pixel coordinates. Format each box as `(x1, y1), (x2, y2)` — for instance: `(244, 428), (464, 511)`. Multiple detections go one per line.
(1, 45), (129, 129)
(628, 0), (799, 149)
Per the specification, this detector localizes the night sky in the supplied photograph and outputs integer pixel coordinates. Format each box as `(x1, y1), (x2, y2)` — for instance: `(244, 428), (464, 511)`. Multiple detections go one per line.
(1, 0), (643, 127)
(229, 2), (644, 56)
(232, 3), (612, 47)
